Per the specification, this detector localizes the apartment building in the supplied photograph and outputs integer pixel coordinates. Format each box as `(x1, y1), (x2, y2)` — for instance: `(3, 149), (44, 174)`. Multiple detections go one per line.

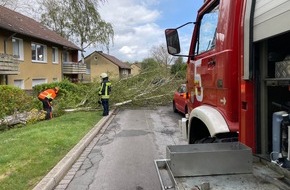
(0, 6), (86, 89)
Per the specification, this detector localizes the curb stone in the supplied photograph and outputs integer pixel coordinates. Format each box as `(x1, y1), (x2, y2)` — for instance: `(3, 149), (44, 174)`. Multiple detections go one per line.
(33, 109), (117, 190)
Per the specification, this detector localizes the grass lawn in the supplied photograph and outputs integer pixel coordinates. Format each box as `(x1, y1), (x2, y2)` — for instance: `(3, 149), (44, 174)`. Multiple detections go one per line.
(0, 111), (102, 190)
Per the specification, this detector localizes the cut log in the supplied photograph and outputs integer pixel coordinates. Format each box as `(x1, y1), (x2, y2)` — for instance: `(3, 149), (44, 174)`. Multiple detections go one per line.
(0, 109), (46, 126)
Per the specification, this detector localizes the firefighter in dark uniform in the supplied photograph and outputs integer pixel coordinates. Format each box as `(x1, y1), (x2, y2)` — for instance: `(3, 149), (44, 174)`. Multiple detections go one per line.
(99, 73), (111, 116)
(38, 87), (59, 120)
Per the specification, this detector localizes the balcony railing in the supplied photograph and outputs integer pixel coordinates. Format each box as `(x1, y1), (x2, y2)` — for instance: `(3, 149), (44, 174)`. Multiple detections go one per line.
(62, 62), (86, 74)
(0, 53), (20, 74)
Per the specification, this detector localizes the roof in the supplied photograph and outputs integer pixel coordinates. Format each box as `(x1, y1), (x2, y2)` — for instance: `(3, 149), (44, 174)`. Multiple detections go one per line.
(0, 6), (80, 50)
(132, 62), (141, 68)
(88, 51), (131, 69)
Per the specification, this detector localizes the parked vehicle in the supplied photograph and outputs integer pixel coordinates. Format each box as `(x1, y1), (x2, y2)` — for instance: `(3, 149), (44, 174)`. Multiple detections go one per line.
(157, 0), (290, 189)
(173, 84), (188, 115)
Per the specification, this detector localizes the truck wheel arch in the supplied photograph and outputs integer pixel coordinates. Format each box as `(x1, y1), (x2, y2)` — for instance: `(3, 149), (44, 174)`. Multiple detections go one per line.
(188, 105), (230, 143)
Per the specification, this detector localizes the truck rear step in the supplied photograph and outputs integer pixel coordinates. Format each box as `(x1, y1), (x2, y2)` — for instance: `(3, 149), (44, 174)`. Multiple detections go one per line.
(155, 142), (290, 190)
(154, 159), (177, 190)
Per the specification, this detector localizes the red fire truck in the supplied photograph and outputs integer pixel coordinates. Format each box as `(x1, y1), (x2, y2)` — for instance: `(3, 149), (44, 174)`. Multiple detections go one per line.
(156, 0), (290, 188)
(166, 0), (290, 158)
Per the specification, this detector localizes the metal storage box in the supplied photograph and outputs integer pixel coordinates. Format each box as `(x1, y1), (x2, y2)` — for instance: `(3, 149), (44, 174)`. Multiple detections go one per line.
(166, 142), (252, 177)
(275, 60), (290, 78)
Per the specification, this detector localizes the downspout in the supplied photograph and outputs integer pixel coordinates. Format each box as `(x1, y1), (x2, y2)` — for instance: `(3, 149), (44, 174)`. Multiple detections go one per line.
(61, 47), (64, 81)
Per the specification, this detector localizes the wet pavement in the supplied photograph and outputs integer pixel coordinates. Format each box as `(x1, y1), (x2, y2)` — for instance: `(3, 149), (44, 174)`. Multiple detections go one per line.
(54, 106), (187, 190)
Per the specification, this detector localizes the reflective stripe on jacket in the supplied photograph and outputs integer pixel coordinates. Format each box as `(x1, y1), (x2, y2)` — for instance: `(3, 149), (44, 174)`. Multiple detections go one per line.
(98, 81), (111, 99)
(38, 89), (57, 100)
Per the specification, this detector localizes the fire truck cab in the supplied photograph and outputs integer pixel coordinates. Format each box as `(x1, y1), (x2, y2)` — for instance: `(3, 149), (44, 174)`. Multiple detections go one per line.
(166, 0), (290, 163)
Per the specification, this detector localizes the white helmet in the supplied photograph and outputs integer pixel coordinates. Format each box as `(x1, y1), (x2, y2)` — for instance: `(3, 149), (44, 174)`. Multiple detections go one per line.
(100, 73), (108, 79)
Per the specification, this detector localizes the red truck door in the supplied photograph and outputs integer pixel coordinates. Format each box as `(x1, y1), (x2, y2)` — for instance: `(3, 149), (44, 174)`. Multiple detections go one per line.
(188, 3), (219, 110)
(188, 0), (240, 129)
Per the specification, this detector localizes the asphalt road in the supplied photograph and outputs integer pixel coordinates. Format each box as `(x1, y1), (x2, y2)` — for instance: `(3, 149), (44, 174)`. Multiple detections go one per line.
(55, 106), (187, 190)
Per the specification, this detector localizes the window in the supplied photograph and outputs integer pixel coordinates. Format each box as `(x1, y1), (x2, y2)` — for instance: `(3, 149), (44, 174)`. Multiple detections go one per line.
(63, 50), (70, 62)
(12, 38), (24, 60)
(14, 79), (24, 89)
(32, 79), (47, 87)
(32, 43), (47, 62)
(195, 4), (219, 54)
(52, 47), (58, 63)
(122, 69), (128, 75)
(86, 62), (91, 74)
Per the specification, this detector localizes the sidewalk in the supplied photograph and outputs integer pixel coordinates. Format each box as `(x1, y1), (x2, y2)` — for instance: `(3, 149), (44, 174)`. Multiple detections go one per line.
(33, 109), (117, 190)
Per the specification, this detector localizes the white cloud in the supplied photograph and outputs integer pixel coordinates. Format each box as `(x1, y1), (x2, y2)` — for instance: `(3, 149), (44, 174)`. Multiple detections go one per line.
(119, 46), (137, 54)
(95, 0), (165, 62)
(17, 0), (203, 63)
(18, 0), (167, 62)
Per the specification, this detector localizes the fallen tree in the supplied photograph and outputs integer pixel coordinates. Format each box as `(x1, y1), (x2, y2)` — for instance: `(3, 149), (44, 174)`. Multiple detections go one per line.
(0, 109), (46, 129)
(0, 66), (185, 126)
(110, 68), (183, 107)
(74, 67), (185, 109)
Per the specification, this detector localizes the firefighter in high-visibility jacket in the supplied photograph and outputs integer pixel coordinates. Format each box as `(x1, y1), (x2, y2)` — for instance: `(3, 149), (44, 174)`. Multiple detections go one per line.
(38, 87), (59, 120)
(98, 73), (111, 116)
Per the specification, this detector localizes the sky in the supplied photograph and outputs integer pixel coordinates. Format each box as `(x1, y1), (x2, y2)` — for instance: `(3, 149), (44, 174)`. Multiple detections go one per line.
(14, 0), (203, 63)
(93, 0), (204, 62)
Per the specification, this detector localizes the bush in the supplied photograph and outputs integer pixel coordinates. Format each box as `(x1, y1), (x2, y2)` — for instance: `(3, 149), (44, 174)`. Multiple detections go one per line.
(32, 80), (99, 117)
(32, 79), (79, 96)
(171, 61), (187, 79)
(0, 81), (98, 130)
(0, 85), (35, 119)
(33, 80), (80, 114)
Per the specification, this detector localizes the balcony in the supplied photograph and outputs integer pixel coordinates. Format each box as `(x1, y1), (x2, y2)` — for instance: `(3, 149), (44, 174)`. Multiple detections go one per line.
(62, 62), (86, 74)
(0, 53), (20, 75)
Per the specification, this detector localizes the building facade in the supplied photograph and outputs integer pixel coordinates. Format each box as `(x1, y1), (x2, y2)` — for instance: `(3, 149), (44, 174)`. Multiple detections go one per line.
(0, 6), (85, 90)
(83, 51), (131, 82)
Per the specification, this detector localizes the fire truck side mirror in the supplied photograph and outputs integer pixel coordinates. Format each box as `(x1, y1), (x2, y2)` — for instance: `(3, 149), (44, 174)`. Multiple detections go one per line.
(165, 29), (181, 55)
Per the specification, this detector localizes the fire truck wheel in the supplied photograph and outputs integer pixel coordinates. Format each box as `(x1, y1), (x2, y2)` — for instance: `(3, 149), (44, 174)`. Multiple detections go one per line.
(194, 136), (238, 144)
(195, 137), (217, 143)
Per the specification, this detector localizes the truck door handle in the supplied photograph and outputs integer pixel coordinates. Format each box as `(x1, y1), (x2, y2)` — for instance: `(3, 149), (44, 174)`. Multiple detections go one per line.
(208, 60), (216, 68)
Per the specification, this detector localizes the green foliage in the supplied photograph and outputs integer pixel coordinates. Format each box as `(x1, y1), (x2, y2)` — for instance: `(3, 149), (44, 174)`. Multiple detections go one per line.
(141, 58), (160, 70)
(79, 83), (101, 107)
(171, 57), (187, 79)
(1, 80), (95, 117)
(0, 85), (34, 119)
(40, 0), (114, 54)
(0, 66), (187, 125)
(33, 80), (83, 116)
(32, 79), (78, 95)
(107, 66), (184, 108)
